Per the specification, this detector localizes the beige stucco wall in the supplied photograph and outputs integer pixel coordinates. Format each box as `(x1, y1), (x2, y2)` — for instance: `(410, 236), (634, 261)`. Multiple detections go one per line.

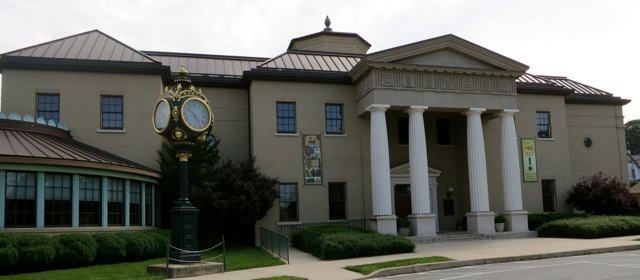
(565, 103), (628, 181)
(1, 69), (163, 169)
(250, 81), (367, 236)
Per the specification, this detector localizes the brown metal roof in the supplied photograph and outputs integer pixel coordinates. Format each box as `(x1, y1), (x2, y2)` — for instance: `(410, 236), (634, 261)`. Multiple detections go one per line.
(258, 51), (362, 72)
(0, 119), (159, 178)
(144, 51), (267, 77)
(2, 30), (157, 63)
(539, 75), (612, 96)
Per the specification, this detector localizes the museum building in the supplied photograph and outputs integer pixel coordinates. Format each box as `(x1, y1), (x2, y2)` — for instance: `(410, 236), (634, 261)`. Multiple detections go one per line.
(0, 20), (630, 240)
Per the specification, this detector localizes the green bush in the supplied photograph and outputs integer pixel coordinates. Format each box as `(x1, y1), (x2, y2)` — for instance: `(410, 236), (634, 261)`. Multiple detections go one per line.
(528, 212), (586, 230)
(116, 232), (156, 261)
(93, 233), (127, 264)
(53, 233), (97, 268)
(537, 216), (640, 238)
(15, 234), (56, 273)
(0, 235), (18, 275)
(291, 225), (413, 260)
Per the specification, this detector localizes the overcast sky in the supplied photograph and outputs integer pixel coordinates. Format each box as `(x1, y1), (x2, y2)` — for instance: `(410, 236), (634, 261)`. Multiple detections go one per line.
(1, 0), (638, 121)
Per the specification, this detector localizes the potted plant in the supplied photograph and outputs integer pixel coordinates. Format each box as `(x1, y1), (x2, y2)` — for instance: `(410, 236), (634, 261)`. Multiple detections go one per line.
(397, 217), (411, 236)
(494, 215), (506, 232)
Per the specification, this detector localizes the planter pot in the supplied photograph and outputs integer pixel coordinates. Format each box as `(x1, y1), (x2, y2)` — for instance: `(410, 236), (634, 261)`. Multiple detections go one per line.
(398, 227), (410, 237)
(495, 223), (505, 232)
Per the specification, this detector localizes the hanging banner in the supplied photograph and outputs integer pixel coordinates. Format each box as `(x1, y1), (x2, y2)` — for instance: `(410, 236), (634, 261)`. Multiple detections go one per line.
(521, 138), (538, 182)
(303, 135), (322, 184)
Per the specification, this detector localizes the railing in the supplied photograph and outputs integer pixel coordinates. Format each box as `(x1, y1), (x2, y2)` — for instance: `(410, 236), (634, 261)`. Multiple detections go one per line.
(165, 236), (227, 278)
(260, 227), (289, 263)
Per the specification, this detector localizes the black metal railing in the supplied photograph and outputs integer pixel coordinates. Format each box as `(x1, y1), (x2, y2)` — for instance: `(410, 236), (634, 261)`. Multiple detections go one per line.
(260, 227), (289, 263)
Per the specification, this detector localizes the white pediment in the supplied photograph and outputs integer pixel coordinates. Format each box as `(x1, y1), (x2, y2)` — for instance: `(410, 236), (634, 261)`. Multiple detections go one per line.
(366, 34), (529, 73)
(390, 163), (442, 177)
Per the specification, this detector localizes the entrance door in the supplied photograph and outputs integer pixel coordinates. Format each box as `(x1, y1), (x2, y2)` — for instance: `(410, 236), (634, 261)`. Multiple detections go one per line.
(394, 184), (411, 218)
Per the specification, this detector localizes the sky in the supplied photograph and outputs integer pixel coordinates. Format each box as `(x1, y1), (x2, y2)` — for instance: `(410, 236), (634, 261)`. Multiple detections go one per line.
(0, 0), (638, 121)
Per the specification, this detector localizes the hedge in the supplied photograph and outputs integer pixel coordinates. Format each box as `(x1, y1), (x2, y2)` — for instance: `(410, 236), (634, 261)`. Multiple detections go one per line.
(53, 233), (98, 268)
(537, 216), (640, 238)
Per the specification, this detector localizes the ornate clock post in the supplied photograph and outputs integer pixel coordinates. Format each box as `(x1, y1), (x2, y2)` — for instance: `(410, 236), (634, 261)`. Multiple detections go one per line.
(153, 65), (214, 263)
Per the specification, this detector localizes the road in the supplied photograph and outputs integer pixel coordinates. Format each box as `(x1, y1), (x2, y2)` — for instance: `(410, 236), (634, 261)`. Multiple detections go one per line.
(377, 250), (640, 280)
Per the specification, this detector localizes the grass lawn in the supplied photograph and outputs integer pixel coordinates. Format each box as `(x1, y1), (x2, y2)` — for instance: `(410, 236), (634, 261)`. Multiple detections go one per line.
(0, 246), (284, 280)
(344, 256), (453, 275)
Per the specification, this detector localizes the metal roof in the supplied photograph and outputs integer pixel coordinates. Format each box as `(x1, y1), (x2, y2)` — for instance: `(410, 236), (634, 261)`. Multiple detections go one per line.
(0, 118), (159, 177)
(258, 51), (362, 72)
(539, 75), (612, 96)
(144, 51), (267, 78)
(1, 30), (157, 63)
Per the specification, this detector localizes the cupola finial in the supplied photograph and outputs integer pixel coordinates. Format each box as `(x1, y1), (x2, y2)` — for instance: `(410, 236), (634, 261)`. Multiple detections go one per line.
(324, 15), (332, 32)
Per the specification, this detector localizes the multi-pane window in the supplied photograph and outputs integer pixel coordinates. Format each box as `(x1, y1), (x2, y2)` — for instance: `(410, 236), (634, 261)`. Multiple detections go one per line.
(44, 173), (72, 227)
(145, 185), (153, 226)
(279, 183), (298, 222)
(107, 178), (125, 226)
(325, 104), (344, 134)
(130, 181), (141, 226)
(37, 94), (60, 123)
(101, 96), (123, 129)
(536, 111), (552, 138)
(541, 179), (557, 212)
(328, 182), (347, 220)
(79, 175), (101, 226)
(398, 118), (409, 145)
(5, 171), (37, 227)
(436, 119), (453, 145)
(276, 102), (296, 133)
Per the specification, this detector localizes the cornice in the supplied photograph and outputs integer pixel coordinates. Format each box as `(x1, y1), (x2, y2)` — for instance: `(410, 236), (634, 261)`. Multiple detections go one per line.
(243, 68), (352, 84)
(565, 95), (631, 105)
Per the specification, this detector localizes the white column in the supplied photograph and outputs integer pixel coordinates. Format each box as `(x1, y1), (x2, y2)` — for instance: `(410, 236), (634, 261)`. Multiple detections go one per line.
(462, 108), (495, 234)
(368, 104), (392, 216)
(498, 109), (529, 232)
(406, 106), (430, 214)
(499, 110), (523, 211)
(463, 109), (490, 212)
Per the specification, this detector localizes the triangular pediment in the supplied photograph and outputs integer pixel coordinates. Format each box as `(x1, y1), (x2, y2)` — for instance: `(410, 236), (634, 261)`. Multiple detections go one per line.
(2, 30), (157, 63)
(390, 163), (442, 177)
(366, 34), (528, 72)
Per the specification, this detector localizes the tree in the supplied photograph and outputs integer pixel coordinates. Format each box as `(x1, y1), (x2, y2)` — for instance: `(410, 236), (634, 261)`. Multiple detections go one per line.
(626, 119), (640, 155)
(566, 172), (640, 215)
(158, 140), (278, 245)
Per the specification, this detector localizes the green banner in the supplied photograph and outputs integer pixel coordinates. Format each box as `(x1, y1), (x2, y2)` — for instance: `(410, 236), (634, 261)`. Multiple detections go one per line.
(521, 138), (538, 182)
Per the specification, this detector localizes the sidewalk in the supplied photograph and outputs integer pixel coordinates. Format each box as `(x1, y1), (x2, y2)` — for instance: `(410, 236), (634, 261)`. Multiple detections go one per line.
(188, 235), (640, 280)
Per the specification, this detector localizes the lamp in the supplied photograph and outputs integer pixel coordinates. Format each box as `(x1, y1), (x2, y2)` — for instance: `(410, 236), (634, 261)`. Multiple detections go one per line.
(446, 187), (454, 198)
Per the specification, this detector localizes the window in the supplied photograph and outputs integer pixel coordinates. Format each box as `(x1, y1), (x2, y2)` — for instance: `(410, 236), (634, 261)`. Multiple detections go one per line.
(101, 96), (123, 129)
(541, 179), (557, 212)
(5, 171), (37, 227)
(276, 102), (296, 133)
(436, 119), (453, 145)
(536, 111), (551, 138)
(325, 104), (344, 134)
(107, 178), (125, 226)
(44, 173), (72, 227)
(37, 94), (60, 123)
(279, 183), (298, 222)
(328, 182), (347, 220)
(79, 175), (101, 226)
(398, 118), (409, 145)
(145, 185), (153, 226)
(130, 181), (142, 226)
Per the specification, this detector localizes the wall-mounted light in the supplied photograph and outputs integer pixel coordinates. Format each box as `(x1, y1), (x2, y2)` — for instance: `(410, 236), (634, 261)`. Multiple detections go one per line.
(446, 187), (454, 198)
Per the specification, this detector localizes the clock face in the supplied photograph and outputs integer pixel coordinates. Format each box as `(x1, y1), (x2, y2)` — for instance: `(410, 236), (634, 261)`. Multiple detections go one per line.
(153, 99), (170, 132)
(181, 98), (211, 131)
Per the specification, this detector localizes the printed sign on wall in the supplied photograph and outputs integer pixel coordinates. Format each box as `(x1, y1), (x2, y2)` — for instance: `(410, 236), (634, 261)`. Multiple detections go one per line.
(303, 135), (322, 184)
(521, 138), (538, 182)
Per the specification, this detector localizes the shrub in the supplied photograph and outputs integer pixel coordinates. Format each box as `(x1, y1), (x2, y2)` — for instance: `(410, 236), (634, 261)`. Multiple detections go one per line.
(537, 216), (640, 238)
(397, 218), (411, 228)
(528, 212), (586, 230)
(145, 230), (171, 258)
(494, 215), (506, 223)
(53, 233), (97, 268)
(14, 234), (56, 273)
(566, 172), (640, 215)
(0, 235), (18, 275)
(116, 232), (156, 261)
(93, 233), (127, 264)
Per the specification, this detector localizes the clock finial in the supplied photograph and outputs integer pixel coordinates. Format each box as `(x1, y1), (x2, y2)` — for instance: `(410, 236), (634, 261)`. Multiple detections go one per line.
(178, 64), (188, 76)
